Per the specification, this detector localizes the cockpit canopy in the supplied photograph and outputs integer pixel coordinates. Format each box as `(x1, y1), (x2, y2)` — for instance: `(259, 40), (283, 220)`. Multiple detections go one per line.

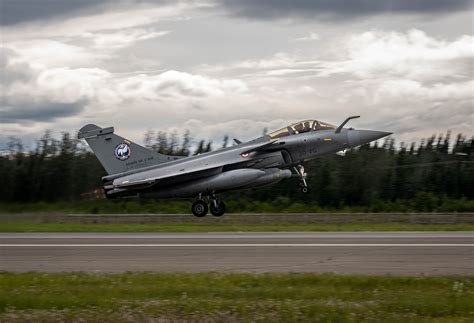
(268, 120), (336, 139)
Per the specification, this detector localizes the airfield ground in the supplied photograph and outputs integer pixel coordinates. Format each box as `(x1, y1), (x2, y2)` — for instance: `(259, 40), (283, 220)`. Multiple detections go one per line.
(1, 213), (472, 321)
(1, 232), (472, 274)
(0, 212), (473, 232)
(1, 272), (473, 322)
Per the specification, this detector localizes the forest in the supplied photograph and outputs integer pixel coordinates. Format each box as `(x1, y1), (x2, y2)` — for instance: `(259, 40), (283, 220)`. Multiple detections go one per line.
(0, 130), (473, 212)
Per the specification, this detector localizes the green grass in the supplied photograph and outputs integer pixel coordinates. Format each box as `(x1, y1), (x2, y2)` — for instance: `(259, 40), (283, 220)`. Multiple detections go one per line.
(2, 196), (473, 214)
(1, 222), (473, 232)
(0, 272), (473, 322)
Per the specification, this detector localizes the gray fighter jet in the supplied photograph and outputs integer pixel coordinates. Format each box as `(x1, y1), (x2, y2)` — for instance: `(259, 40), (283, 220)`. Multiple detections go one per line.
(78, 116), (391, 217)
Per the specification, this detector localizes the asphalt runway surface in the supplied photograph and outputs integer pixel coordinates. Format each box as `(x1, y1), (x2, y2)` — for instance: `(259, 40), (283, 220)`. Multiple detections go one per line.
(1, 232), (472, 275)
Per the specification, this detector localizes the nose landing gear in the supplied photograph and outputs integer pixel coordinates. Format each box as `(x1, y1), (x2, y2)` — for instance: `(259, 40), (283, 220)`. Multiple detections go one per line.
(294, 164), (310, 194)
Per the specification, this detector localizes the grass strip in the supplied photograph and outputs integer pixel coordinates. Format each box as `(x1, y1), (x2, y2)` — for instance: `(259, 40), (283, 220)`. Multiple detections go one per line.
(1, 272), (473, 322)
(0, 222), (473, 232)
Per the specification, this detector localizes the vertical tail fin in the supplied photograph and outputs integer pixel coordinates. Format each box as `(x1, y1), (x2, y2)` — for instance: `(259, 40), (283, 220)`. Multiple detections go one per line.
(78, 124), (181, 175)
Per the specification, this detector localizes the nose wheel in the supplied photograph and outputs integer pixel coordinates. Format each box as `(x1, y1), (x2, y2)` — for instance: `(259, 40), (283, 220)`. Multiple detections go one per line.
(294, 164), (310, 194)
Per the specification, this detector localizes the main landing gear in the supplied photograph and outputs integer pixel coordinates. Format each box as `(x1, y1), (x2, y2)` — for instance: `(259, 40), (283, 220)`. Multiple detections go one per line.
(294, 164), (310, 194)
(191, 194), (226, 217)
(191, 200), (208, 217)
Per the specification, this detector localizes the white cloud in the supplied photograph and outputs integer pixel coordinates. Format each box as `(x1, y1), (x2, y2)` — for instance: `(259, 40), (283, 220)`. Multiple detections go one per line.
(3, 28), (172, 70)
(1, 47), (248, 125)
(1, 3), (195, 41)
(5, 40), (106, 68)
(206, 29), (473, 84)
(116, 70), (247, 100)
(82, 29), (171, 50)
(319, 30), (474, 81)
(200, 52), (324, 80)
(199, 29), (473, 140)
(371, 79), (474, 103)
(294, 32), (320, 41)
(0, 2), (198, 72)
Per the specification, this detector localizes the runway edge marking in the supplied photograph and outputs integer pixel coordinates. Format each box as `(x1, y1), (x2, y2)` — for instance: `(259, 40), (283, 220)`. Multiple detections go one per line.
(1, 244), (473, 247)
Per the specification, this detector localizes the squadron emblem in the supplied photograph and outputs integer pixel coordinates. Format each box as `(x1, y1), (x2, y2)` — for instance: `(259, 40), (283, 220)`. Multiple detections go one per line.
(114, 143), (131, 161)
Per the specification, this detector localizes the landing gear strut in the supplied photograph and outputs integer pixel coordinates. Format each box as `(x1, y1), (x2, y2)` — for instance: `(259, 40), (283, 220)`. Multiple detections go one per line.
(191, 193), (226, 217)
(210, 197), (226, 217)
(294, 164), (310, 194)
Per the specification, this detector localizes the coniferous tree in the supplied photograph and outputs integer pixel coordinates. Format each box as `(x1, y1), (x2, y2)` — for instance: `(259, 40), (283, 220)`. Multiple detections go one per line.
(194, 140), (205, 155)
(222, 135), (229, 148)
(177, 130), (192, 156)
(204, 141), (212, 153)
(155, 131), (168, 154)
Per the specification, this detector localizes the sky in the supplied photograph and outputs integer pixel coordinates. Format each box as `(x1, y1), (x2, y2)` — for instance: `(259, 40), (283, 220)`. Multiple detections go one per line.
(1, 0), (473, 149)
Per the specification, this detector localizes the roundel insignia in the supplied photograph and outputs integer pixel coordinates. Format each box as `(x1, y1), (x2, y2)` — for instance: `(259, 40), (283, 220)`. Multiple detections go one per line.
(115, 143), (131, 161)
(240, 152), (250, 158)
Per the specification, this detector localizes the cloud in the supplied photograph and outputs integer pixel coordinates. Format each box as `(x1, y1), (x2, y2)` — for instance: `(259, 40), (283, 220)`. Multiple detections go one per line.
(294, 32), (320, 41)
(5, 40), (106, 68)
(200, 29), (473, 141)
(6, 0), (471, 27)
(1, 0), (472, 147)
(235, 53), (310, 70)
(371, 80), (474, 104)
(1, 47), (248, 124)
(220, 0), (473, 20)
(117, 70), (247, 99)
(202, 52), (322, 75)
(0, 0), (109, 25)
(4, 28), (171, 70)
(82, 29), (171, 50)
(0, 48), (35, 83)
(1, 2), (196, 41)
(0, 99), (86, 124)
(206, 30), (473, 84)
(0, 0), (180, 26)
(318, 30), (474, 137)
(319, 30), (474, 81)
(0, 49), (101, 123)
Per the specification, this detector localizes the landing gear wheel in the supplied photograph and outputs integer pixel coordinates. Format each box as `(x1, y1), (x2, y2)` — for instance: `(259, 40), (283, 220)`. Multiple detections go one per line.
(192, 200), (208, 217)
(301, 186), (310, 194)
(210, 200), (226, 217)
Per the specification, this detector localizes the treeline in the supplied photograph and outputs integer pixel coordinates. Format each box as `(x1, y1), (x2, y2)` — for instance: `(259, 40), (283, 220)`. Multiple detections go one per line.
(0, 130), (473, 212)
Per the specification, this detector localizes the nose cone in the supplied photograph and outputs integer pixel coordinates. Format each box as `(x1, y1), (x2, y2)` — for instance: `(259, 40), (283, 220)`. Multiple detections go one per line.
(359, 130), (392, 144)
(348, 130), (392, 147)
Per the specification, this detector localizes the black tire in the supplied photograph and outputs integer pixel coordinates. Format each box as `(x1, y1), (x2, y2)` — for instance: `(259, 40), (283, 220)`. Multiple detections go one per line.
(301, 186), (310, 194)
(210, 200), (226, 217)
(192, 200), (208, 217)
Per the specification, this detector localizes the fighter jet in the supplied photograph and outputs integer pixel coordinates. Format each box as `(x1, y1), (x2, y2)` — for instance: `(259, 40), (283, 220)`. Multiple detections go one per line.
(78, 116), (391, 217)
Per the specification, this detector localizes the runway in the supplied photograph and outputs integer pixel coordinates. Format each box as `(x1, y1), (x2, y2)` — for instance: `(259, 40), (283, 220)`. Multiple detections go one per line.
(1, 232), (472, 275)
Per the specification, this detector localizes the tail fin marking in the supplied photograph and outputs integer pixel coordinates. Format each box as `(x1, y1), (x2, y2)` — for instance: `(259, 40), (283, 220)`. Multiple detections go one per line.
(78, 124), (178, 175)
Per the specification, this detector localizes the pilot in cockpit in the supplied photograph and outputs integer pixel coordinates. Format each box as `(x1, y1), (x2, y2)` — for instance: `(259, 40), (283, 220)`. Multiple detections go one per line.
(303, 121), (311, 131)
(293, 121), (312, 134)
(268, 120), (336, 139)
(293, 123), (305, 133)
